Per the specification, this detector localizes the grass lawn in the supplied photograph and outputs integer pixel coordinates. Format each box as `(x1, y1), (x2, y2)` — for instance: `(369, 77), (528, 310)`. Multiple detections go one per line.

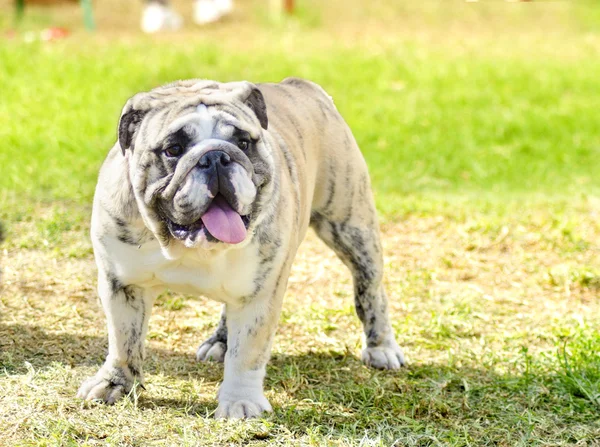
(1, 0), (600, 445)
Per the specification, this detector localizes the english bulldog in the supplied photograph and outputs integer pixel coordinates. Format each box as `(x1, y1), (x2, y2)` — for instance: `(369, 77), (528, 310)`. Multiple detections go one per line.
(77, 78), (406, 418)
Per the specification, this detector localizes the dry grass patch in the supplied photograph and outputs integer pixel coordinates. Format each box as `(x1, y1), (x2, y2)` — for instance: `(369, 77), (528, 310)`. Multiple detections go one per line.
(2, 209), (600, 446)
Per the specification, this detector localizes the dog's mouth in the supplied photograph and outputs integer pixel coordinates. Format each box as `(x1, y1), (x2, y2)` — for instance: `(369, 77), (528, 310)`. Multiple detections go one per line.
(166, 194), (251, 245)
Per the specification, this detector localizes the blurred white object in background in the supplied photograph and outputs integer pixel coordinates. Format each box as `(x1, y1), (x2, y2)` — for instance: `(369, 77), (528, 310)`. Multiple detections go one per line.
(141, 2), (183, 33)
(194, 0), (233, 25)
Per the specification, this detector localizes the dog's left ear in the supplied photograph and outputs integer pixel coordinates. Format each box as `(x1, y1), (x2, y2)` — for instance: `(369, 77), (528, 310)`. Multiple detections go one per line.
(118, 93), (151, 155)
(244, 86), (268, 130)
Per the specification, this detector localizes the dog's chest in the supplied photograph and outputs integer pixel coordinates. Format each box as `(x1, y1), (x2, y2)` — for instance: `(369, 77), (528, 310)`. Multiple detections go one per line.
(156, 251), (258, 300)
(112, 239), (259, 302)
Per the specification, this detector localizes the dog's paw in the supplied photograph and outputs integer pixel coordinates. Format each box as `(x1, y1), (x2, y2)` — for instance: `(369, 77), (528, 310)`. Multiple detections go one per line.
(215, 397), (272, 419)
(362, 343), (406, 370)
(196, 339), (227, 363)
(76, 366), (135, 404)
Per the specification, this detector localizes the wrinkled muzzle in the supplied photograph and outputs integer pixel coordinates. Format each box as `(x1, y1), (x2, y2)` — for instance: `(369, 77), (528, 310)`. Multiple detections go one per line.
(156, 139), (257, 245)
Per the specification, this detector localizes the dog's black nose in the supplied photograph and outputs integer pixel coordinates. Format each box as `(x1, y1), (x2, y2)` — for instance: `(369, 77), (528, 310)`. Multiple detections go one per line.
(198, 150), (231, 169)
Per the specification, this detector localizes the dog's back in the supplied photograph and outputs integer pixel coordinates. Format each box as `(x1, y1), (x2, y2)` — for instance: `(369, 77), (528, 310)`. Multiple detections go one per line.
(258, 78), (370, 223)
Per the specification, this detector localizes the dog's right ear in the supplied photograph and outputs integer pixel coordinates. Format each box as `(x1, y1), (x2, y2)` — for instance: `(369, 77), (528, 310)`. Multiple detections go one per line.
(118, 93), (150, 155)
(244, 86), (268, 130)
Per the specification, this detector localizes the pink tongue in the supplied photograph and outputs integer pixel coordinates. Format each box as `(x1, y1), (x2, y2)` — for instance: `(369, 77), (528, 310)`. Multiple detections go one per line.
(200, 195), (247, 244)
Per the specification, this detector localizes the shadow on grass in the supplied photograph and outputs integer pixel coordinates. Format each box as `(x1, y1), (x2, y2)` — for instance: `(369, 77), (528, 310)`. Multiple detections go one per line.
(1, 323), (599, 444)
(0, 322), (219, 377)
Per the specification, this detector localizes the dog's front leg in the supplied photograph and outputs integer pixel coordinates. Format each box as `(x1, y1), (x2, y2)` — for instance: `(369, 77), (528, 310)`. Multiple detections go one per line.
(215, 280), (286, 419)
(77, 271), (153, 404)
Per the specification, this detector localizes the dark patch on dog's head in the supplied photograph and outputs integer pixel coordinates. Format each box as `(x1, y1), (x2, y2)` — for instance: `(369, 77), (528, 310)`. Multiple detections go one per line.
(246, 87), (268, 130)
(119, 108), (147, 154)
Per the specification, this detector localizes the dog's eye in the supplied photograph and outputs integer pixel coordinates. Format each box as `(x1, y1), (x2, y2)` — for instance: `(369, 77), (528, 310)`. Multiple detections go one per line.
(165, 144), (184, 157)
(237, 140), (250, 151)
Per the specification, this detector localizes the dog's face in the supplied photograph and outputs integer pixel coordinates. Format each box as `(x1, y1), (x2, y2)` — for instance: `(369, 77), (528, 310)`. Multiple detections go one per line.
(118, 80), (273, 251)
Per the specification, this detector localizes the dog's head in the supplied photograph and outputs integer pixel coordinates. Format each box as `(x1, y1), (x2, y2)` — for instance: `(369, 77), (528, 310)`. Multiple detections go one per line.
(118, 80), (273, 252)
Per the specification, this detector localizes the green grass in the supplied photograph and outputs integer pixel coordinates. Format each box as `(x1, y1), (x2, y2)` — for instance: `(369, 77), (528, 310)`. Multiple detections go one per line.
(1, 0), (600, 445)
(2, 4), (600, 213)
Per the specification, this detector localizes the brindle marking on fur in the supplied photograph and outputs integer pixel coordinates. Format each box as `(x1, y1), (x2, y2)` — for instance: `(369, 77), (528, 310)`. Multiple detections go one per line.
(127, 363), (141, 380)
(106, 272), (123, 293)
(197, 309), (229, 360)
(154, 160), (169, 181)
(309, 211), (323, 228)
(356, 173), (372, 221)
(246, 221), (282, 300)
(343, 162), (356, 220)
(322, 163), (337, 215)
(205, 309), (229, 345)
(316, 99), (331, 122)
(342, 130), (353, 152)
(273, 86), (297, 103)
(272, 119), (306, 162)
(275, 136), (301, 230)
(101, 214), (131, 244)
(123, 285), (143, 308)
(137, 156), (153, 173)
(121, 286), (146, 378)
(116, 227), (139, 246)
(252, 161), (271, 189)
(125, 323), (140, 363)
(273, 263), (286, 293)
(280, 77), (306, 87)
(281, 78), (334, 131)
(289, 120), (305, 148)
(100, 203), (127, 227)
(275, 101), (305, 147)
(245, 140), (271, 186)
(107, 367), (131, 389)
(263, 101), (298, 142)
(228, 336), (240, 358)
(364, 292), (391, 347)
(247, 168), (277, 234)
(310, 213), (385, 346)
(257, 233), (281, 266)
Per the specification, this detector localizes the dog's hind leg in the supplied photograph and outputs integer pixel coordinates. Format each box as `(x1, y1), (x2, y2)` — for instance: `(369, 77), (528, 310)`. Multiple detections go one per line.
(196, 306), (228, 362)
(310, 164), (406, 369)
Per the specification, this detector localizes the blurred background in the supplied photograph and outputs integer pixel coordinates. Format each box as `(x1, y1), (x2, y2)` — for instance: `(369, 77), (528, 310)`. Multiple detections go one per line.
(1, 0), (600, 218)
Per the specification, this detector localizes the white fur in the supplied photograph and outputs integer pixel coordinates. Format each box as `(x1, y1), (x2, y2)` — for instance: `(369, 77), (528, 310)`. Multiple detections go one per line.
(181, 181), (213, 203)
(216, 368), (271, 418)
(196, 340), (226, 362)
(229, 164), (257, 209)
(95, 230), (259, 304)
(195, 104), (215, 137)
(167, 110), (215, 142)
